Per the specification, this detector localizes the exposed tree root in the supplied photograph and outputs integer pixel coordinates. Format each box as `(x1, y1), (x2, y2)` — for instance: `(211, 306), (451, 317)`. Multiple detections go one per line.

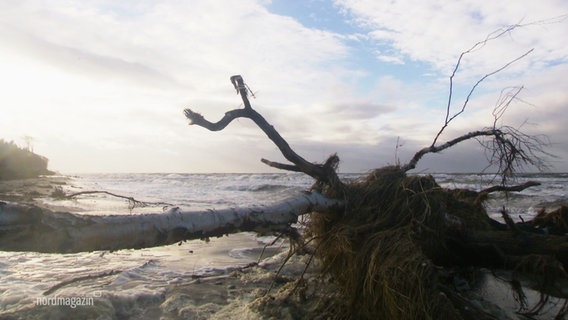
(306, 167), (568, 319)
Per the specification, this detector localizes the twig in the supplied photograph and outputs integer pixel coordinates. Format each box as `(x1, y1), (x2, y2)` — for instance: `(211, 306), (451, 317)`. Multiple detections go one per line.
(261, 158), (302, 172)
(264, 235), (318, 297)
(286, 241), (320, 299)
(65, 190), (175, 210)
(501, 207), (521, 236)
(432, 48), (533, 147)
(479, 181), (541, 195)
(258, 233), (285, 263)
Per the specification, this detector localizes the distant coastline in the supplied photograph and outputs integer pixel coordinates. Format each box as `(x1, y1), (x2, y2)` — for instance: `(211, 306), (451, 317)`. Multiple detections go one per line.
(0, 139), (54, 180)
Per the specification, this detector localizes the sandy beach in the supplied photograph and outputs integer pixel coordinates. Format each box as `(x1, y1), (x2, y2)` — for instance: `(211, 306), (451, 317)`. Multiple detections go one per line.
(0, 175), (68, 205)
(0, 176), (335, 319)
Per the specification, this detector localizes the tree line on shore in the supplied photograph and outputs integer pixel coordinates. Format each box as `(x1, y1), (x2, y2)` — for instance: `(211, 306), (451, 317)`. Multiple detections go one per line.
(0, 139), (54, 180)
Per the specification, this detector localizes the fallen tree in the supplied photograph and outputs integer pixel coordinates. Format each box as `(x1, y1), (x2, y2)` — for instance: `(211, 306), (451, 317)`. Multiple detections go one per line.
(178, 24), (564, 319)
(1, 23), (566, 319)
(0, 191), (341, 253)
(181, 74), (567, 319)
(0, 71), (565, 318)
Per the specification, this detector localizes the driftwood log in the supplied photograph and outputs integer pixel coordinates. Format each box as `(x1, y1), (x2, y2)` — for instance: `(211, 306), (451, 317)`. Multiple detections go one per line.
(0, 191), (341, 253)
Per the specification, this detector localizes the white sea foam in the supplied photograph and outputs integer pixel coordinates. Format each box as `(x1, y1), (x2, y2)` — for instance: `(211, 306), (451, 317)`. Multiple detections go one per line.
(1, 172), (567, 318)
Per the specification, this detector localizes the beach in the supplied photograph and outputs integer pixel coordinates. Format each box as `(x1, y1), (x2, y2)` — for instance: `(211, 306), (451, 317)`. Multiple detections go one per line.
(1, 173), (567, 319)
(0, 174), (333, 319)
(0, 175), (68, 206)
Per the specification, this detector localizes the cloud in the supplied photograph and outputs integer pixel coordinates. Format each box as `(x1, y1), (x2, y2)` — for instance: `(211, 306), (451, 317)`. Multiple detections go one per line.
(0, 0), (566, 174)
(376, 54), (405, 65)
(331, 0), (568, 172)
(335, 0), (568, 79)
(0, 1), (349, 92)
(327, 102), (395, 119)
(0, 0), (359, 173)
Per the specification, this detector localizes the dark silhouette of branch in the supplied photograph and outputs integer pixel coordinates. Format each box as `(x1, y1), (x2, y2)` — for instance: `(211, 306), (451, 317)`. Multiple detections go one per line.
(261, 158), (301, 172)
(403, 21), (556, 175)
(184, 75), (344, 190)
(479, 181), (541, 195)
(431, 16), (568, 147)
(64, 190), (175, 211)
(432, 48), (533, 147)
(403, 129), (498, 171)
(480, 126), (553, 179)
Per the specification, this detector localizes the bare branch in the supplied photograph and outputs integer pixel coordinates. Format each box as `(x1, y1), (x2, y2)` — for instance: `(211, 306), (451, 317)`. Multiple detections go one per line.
(64, 190), (175, 210)
(184, 109), (250, 131)
(492, 86), (525, 127)
(0, 191), (343, 253)
(406, 19), (559, 174)
(403, 129), (499, 172)
(185, 75), (344, 190)
(432, 48), (533, 147)
(426, 16), (568, 148)
(403, 124), (552, 176)
(479, 181), (541, 195)
(261, 158), (302, 172)
(434, 23), (524, 147)
(432, 14), (568, 148)
(479, 125), (553, 180)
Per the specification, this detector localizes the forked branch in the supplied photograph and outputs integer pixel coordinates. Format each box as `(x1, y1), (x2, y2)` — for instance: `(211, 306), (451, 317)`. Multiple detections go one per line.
(432, 48), (533, 147)
(432, 17), (565, 147)
(403, 125), (551, 177)
(402, 129), (499, 171)
(184, 75), (343, 189)
(403, 22), (553, 176)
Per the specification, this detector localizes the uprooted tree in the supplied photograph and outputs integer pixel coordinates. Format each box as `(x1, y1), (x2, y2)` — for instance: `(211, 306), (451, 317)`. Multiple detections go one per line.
(182, 73), (568, 319)
(1, 26), (567, 319)
(179, 25), (567, 318)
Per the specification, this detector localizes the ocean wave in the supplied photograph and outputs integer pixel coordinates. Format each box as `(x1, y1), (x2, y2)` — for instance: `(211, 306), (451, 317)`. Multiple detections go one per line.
(4, 172), (567, 318)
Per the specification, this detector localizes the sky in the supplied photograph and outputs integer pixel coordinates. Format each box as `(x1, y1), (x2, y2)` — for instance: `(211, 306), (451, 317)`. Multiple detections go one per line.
(1, 0), (567, 174)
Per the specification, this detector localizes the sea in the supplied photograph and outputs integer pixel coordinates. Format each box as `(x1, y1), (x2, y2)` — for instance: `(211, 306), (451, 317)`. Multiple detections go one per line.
(0, 172), (567, 318)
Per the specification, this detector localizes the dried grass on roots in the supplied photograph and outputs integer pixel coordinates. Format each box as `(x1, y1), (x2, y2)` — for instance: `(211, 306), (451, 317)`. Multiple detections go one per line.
(308, 166), (489, 319)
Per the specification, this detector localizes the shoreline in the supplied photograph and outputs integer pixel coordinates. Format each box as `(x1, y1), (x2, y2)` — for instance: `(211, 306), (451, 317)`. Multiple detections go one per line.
(0, 175), (68, 205)
(1, 175), (566, 319)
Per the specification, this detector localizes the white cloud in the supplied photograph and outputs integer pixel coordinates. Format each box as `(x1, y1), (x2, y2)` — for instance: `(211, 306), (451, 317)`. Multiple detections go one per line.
(0, 0), (359, 173)
(332, 0), (568, 171)
(0, 0), (566, 173)
(336, 0), (568, 79)
(375, 53), (404, 64)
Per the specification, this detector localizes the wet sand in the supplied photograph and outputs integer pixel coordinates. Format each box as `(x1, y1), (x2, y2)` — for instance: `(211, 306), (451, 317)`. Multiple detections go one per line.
(0, 175), (69, 206)
(0, 176), (330, 319)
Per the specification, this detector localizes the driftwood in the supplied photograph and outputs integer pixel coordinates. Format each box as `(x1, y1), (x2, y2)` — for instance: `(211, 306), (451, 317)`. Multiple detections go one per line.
(0, 19), (564, 320)
(0, 59), (564, 318)
(185, 75), (344, 191)
(181, 74), (566, 319)
(0, 191), (342, 253)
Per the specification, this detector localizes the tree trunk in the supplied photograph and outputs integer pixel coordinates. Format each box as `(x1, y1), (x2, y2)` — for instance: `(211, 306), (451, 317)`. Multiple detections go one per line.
(0, 191), (342, 253)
